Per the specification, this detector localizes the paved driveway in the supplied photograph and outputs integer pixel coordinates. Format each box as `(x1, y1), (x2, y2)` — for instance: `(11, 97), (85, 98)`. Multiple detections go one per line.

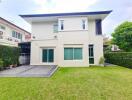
(0, 65), (57, 77)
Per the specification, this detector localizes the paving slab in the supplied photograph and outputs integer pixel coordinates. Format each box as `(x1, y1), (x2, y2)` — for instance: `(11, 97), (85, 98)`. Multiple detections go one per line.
(0, 65), (57, 77)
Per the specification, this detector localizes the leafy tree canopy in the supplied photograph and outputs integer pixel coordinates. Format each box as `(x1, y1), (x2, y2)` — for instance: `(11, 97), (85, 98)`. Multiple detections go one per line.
(112, 21), (132, 51)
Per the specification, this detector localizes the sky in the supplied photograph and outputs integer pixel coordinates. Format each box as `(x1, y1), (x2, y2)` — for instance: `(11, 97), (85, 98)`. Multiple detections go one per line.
(0, 0), (132, 36)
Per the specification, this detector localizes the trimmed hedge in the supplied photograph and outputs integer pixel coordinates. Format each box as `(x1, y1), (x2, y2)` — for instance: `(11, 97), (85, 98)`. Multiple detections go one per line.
(0, 45), (20, 67)
(104, 52), (132, 68)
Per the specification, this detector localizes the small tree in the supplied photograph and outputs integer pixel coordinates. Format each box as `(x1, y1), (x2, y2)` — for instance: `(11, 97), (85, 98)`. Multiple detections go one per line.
(99, 57), (105, 66)
(0, 59), (3, 69)
(104, 45), (112, 53)
(112, 21), (132, 52)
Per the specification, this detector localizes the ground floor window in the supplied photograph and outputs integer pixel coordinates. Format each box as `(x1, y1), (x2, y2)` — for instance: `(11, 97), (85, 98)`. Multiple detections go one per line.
(64, 48), (82, 60)
(42, 49), (54, 62)
(89, 45), (94, 64)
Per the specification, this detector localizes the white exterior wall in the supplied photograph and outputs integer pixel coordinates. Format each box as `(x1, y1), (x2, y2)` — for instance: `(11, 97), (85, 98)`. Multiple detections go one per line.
(32, 21), (57, 40)
(30, 17), (103, 67)
(58, 17), (88, 31)
(30, 39), (58, 65)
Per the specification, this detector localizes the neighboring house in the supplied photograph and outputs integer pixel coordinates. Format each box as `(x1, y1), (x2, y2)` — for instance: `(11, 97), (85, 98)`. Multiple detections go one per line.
(20, 10), (112, 67)
(103, 36), (120, 52)
(0, 17), (31, 47)
(111, 45), (120, 51)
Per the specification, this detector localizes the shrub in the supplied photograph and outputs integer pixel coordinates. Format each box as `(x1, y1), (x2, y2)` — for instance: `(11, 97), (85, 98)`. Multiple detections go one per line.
(104, 45), (112, 53)
(0, 45), (20, 67)
(99, 57), (105, 65)
(0, 58), (3, 68)
(104, 52), (132, 68)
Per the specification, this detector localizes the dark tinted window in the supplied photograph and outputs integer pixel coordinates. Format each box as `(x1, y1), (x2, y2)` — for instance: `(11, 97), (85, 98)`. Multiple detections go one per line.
(95, 19), (102, 35)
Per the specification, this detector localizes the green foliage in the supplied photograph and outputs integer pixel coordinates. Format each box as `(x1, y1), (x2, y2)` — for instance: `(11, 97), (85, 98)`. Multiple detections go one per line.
(99, 56), (105, 65)
(104, 45), (112, 53)
(112, 21), (132, 52)
(104, 52), (132, 68)
(0, 45), (20, 67)
(0, 58), (3, 68)
(104, 39), (112, 46)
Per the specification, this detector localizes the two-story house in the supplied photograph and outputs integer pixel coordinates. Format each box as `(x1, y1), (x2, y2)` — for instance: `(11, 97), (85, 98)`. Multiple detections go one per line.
(0, 17), (31, 47)
(20, 10), (112, 67)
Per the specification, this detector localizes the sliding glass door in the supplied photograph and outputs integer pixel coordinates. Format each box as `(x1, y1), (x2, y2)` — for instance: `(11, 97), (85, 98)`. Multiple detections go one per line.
(42, 49), (54, 62)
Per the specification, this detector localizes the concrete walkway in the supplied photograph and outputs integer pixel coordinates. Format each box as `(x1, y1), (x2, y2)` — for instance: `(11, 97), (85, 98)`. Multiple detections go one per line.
(0, 65), (57, 77)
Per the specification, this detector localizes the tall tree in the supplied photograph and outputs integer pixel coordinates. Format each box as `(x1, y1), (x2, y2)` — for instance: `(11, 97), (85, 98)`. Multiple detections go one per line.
(112, 21), (132, 51)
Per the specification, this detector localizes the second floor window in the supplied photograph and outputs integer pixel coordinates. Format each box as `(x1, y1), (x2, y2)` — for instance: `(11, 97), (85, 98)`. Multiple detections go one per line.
(12, 31), (15, 37)
(82, 20), (86, 30)
(95, 19), (102, 35)
(60, 20), (64, 30)
(12, 31), (22, 39)
(0, 25), (6, 30)
(53, 24), (58, 33)
(20, 34), (23, 40)
(18, 33), (21, 39)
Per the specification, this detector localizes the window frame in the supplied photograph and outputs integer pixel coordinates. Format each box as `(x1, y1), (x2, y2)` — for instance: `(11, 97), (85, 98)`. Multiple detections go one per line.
(20, 34), (22, 40)
(64, 47), (82, 60)
(12, 30), (22, 39)
(95, 19), (102, 35)
(89, 45), (94, 64)
(12, 31), (15, 37)
(74, 48), (82, 60)
(60, 20), (64, 30)
(53, 24), (58, 33)
(42, 49), (54, 63)
(82, 20), (86, 30)
(18, 33), (21, 39)
(0, 25), (6, 30)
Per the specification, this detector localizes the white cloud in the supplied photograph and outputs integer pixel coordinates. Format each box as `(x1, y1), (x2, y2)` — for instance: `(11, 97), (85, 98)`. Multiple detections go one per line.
(126, 6), (132, 21)
(33, 0), (98, 13)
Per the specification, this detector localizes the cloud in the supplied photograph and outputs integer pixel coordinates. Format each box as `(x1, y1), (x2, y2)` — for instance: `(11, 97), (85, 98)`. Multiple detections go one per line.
(89, 0), (132, 34)
(0, 0), (131, 34)
(33, 0), (99, 13)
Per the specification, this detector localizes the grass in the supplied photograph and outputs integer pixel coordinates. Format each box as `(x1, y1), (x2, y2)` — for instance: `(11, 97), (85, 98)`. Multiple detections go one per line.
(0, 66), (132, 100)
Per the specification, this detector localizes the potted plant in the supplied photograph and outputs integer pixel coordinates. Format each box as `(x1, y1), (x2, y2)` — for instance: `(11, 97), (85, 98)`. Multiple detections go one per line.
(99, 57), (105, 67)
(9, 64), (13, 69)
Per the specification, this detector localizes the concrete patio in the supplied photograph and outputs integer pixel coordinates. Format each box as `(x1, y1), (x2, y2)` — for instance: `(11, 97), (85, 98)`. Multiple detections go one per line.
(0, 65), (57, 77)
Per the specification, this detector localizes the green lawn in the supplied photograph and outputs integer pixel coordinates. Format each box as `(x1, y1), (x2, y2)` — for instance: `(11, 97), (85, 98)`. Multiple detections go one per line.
(0, 66), (132, 100)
